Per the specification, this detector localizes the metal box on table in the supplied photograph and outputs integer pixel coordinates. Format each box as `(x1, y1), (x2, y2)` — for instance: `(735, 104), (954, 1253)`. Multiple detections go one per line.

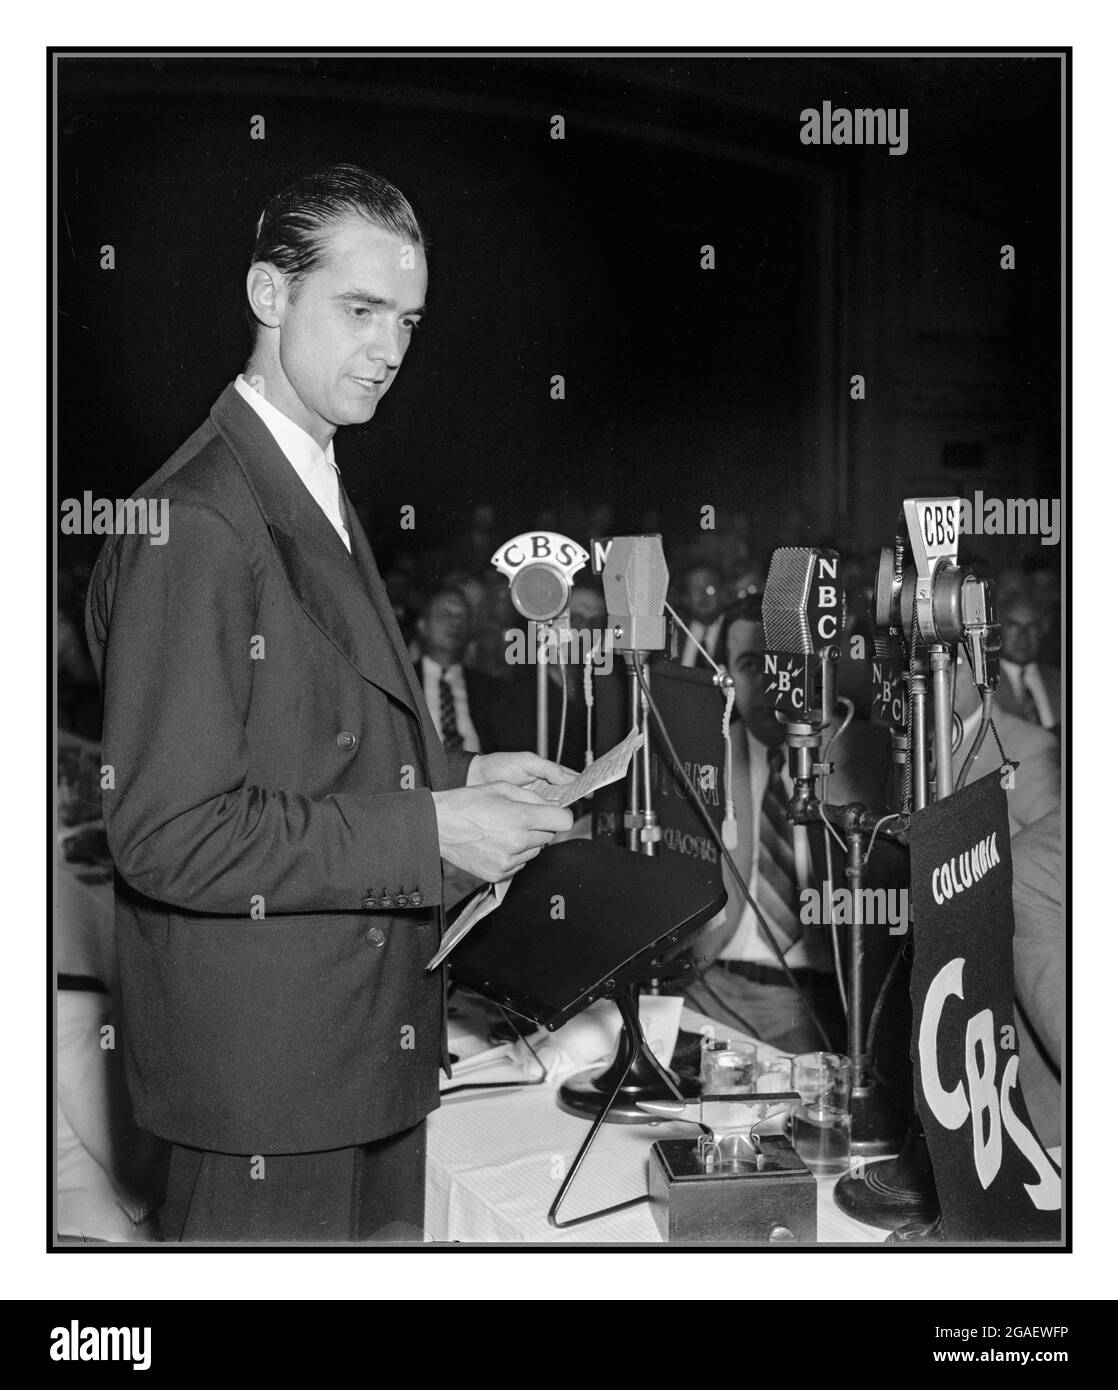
(648, 1136), (817, 1245)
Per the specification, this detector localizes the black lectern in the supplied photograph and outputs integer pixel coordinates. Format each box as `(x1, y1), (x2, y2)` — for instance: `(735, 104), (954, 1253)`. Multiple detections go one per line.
(450, 837), (726, 1228)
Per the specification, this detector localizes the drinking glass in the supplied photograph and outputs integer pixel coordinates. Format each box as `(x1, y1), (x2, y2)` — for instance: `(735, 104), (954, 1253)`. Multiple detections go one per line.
(700, 1036), (757, 1094)
(791, 1051), (852, 1174)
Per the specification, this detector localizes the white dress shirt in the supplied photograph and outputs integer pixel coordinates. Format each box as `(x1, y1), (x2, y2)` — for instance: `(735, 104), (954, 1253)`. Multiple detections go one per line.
(421, 656), (482, 753)
(234, 375), (351, 552)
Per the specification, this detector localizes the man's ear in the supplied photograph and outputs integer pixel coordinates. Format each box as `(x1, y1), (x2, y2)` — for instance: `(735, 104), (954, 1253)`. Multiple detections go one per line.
(245, 262), (288, 330)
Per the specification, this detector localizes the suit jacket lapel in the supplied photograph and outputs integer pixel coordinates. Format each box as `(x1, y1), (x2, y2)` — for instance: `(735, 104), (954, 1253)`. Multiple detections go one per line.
(341, 486), (445, 780)
(209, 383), (416, 714)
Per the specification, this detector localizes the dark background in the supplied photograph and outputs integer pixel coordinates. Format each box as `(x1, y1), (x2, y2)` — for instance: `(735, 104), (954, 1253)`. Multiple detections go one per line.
(56, 52), (1063, 576)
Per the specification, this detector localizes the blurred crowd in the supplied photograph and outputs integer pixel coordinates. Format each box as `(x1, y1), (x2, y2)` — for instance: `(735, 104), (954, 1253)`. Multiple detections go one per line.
(58, 498), (1063, 751)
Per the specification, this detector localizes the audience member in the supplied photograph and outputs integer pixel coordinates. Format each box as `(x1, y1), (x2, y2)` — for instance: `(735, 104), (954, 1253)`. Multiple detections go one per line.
(414, 587), (501, 754)
(995, 588), (1061, 734)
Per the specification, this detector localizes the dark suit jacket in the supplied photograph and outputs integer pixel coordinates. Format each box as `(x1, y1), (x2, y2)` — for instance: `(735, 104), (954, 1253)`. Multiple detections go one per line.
(85, 383), (473, 1156)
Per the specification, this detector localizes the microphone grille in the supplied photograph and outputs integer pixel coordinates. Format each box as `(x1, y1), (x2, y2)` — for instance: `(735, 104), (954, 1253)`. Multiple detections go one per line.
(761, 548), (816, 654)
(604, 536), (668, 616)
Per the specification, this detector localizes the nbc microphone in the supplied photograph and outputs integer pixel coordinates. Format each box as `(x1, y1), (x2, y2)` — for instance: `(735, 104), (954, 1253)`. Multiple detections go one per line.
(761, 547), (844, 801)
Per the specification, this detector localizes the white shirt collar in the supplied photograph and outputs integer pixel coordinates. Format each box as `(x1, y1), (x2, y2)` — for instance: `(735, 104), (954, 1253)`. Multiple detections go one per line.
(422, 655), (462, 680)
(234, 375), (350, 550)
(235, 375), (337, 470)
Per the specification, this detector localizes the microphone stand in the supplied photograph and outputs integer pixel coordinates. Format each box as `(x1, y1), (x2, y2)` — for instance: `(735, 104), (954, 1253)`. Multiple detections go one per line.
(831, 641), (948, 1235)
(558, 648), (699, 1124)
(782, 701), (910, 1161)
(534, 615), (571, 759)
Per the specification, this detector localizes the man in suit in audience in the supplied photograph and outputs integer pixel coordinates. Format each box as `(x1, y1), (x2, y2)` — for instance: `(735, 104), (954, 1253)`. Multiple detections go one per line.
(414, 586), (501, 754)
(675, 561), (725, 669)
(689, 597), (890, 1052)
(994, 589), (1061, 734)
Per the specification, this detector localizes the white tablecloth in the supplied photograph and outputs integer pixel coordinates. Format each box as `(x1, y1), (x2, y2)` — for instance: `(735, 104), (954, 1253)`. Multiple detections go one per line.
(426, 1003), (887, 1245)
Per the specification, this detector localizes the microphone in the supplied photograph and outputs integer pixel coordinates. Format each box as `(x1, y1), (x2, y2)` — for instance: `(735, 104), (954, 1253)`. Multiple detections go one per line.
(760, 547), (844, 728)
(491, 530), (589, 623)
(491, 530), (590, 758)
(600, 535), (669, 653)
(762, 547), (844, 655)
(871, 502), (1001, 691)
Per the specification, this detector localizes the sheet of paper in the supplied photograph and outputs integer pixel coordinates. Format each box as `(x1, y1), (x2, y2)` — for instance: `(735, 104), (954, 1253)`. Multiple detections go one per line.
(426, 728), (645, 970)
(538, 724), (645, 807)
(426, 876), (511, 971)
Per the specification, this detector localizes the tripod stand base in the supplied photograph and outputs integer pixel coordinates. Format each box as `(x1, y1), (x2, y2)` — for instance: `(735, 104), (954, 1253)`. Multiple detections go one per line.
(556, 982), (699, 1124)
(833, 1121), (940, 1232)
(558, 1063), (699, 1124)
(850, 1076), (908, 1159)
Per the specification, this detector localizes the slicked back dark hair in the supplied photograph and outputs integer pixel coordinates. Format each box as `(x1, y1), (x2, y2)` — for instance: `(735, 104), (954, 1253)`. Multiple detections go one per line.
(247, 164), (425, 324)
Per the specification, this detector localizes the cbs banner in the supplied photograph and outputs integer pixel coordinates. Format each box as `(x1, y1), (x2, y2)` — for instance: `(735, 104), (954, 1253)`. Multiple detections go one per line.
(908, 772), (1061, 1243)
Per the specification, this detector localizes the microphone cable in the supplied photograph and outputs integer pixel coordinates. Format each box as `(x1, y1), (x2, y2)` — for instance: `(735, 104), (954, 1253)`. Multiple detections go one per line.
(665, 600), (721, 671)
(956, 643), (1019, 793)
(631, 656), (835, 1052)
(555, 661), (569, 768)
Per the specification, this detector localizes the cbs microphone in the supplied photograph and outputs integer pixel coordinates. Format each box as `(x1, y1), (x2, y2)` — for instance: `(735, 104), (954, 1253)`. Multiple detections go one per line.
(491, 530), (590, 757)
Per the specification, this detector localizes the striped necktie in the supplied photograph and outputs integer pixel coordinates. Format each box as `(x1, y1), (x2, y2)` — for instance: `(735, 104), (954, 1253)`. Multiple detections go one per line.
(754, 745), (802, 952)
(438, 671), (463, 751)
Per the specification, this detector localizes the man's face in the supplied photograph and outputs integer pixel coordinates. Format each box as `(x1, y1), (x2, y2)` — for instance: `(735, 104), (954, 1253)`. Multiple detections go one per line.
(421, 592), (470, 662)
(272, 216), (427, 441)
(1001, 599), (1043, 665)
(725, 618), (779, 738)
(683, 568), (721, 622)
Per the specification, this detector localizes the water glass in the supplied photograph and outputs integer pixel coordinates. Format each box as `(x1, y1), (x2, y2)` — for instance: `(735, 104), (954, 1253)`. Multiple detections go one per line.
(791, 1051), (852, 1174)
(700, 1036), (757, 1094)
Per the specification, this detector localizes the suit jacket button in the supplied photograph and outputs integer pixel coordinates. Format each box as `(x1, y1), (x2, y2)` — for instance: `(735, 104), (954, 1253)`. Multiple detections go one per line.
(361, 896), (378, 910)
(410, 893), (423, 906)
(365, 926), (386, 948)
(337, 730), (358, 751)
(394, 894), (410, 908)
(379, 896), (393, 909)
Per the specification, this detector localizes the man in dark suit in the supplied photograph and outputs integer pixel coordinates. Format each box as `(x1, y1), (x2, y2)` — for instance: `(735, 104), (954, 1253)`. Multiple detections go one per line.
(413, 586), (502, 755)
(993, 589), (1062, 735)
(674, 560), (725, 668)
(85, 165), (574, 1243)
